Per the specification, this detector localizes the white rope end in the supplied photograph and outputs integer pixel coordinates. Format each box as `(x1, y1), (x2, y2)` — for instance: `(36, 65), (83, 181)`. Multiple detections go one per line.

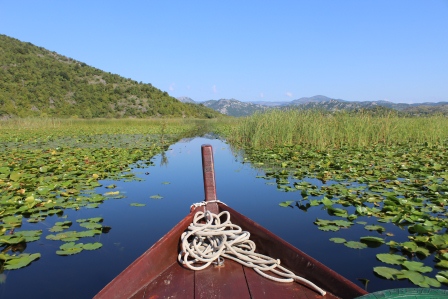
(179, 209), (327, 297)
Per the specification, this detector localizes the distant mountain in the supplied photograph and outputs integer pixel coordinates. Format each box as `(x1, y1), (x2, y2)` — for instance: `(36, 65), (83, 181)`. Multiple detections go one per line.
(0, 34), (222, 119)
(288, 97), (387, 111)
(201, 99), (269, 117)
(286, 98), (448, 114)
(289, 95), (345, 105)
(194, 96), (448, 116)
(402, 103), (448, 115)
(177, 97), (196, 104)
(250, 101), (289, 107)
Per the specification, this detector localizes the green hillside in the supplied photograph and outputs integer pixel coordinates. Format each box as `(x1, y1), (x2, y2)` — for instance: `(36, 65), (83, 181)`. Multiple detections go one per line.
(0, 35), (221, 119)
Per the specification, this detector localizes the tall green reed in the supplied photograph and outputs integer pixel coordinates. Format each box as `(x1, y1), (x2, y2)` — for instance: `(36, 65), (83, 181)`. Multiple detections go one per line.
(228, 110), (448, 149)
(0, 117), (205, 143)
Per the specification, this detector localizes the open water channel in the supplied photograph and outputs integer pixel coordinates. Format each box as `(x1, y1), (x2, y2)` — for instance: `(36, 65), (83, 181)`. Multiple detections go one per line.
(0, 136), (435, 298)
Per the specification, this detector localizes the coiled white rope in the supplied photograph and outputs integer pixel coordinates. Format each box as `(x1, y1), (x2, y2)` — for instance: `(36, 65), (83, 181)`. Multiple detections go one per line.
(189, 199), (226, 210)
(178, 209), (326, 296)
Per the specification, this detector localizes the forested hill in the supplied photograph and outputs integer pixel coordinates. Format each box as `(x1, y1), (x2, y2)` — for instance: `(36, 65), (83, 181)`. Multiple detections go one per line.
(0, 35), (221, 119)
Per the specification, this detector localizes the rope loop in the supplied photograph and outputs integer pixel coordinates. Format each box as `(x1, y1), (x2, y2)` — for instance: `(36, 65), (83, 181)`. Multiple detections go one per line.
(190, 199), (227, 211)
(178, 210), (326, 296)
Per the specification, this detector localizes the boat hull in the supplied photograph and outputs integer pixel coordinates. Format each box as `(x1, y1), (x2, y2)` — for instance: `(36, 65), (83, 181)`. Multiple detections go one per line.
(94, 203), (367, 299)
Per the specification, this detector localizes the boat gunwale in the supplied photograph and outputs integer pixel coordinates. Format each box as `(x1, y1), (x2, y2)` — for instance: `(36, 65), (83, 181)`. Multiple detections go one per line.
(93, 211), (195, 299)
(94, 203), (367, 299)
(219, 203), (367, 298)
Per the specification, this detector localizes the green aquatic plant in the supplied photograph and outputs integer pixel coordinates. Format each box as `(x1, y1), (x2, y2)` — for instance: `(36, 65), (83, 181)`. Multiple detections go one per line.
(0, 119), (202, 271)
(227, 110), (448, 150)
(329, 237), (346, 244)
(0, 253), (41, 270)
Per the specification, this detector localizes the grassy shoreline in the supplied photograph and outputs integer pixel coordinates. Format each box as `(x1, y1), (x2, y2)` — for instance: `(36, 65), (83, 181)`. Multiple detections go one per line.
(225, 110), (448, 149)
(3, 112), (447, 150)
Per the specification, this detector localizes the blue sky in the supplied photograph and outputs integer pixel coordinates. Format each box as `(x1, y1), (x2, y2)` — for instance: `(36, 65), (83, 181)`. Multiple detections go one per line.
(1, 1), (447, 103)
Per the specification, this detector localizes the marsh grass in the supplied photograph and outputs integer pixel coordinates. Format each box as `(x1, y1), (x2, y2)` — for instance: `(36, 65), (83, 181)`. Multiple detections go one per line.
(0, 118), (209, 143)
(0, 117), (194, 131)
(3, 113), (447, 149)
(228, 110), (448, 149)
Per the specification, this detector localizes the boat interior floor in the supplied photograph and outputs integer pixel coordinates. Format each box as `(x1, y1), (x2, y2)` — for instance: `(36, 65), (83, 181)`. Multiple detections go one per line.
(131, 258), (339, 299)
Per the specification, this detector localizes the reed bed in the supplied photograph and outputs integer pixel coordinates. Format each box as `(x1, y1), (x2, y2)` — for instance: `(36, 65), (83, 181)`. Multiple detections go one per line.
(0, 118), (210, 145)
(0, 117), (202, 133)
(0, 117), (193, 130)
(228, 110), (448, 149)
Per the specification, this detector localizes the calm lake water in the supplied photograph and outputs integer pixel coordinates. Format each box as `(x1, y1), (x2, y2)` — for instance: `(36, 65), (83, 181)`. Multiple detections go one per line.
(0, 136), (439, 298)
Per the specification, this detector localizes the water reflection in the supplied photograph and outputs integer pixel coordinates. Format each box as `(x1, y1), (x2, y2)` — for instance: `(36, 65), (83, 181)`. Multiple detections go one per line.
(159, 151), (169, 167)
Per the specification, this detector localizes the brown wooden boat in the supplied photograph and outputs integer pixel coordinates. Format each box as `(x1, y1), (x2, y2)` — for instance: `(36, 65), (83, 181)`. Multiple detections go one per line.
(94, 145), (368, 299)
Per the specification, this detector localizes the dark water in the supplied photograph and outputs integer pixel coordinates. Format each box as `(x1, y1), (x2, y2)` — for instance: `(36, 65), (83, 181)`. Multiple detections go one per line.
(0, 136), (434, 298)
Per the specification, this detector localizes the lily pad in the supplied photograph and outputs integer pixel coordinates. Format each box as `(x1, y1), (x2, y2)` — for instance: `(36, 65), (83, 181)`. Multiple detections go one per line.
(2, 215), (23, 227)
(376, 253), (406, 265)
(402, 261), (432, 273)
(77, 217), (103, 223)
(345, 241), (367, 249)
(46, 231), (79, 241)
(436, 260), (448, 269)
(77, 230), (101, 238)
(3, 253), (41, 270)
(327, 206), (348, 217)
(329, 237), (346, 244)
(79, 222), (102, 230)
(436, 270), (448, 284)
(364, 225), (385, 232)
(318, 225), (340, 232)
(104, 191), (120, 196)
(0, 166), (10, 174)
(374, 266), (401, 280)
(279, 201), (294, 207)
(83, 242), (103, 250)
(9, 172), (23, 181)
(56, 242), (84, 255)
(15, 230), (42, 242)
(360, 236), (385, 244)
(396, 270), (434, 287)
(36, 185), (56, 195)
(0, 235), (26, 245)
(333, 220), (353, 227)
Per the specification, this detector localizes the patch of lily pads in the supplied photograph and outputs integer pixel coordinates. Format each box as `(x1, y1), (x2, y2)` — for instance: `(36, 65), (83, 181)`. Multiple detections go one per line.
(0, 253), (41, 270)
(373, 253), (442, 288)
(0, 229), (43, 271)
(46, 217), (108, 249)
(240, 141), (448, 288)
(0, 128), (186, 272)
(56, 242), (103, 256)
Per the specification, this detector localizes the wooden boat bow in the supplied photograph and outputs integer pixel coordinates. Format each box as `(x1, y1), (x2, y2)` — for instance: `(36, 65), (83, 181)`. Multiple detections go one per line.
(94, 144), (367, 299)
(200, 144), (219, 214)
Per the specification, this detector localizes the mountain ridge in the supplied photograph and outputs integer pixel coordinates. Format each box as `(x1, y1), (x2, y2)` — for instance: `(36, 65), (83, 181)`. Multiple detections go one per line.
(176, 95), (448, 117)
(0, 34), (222, 119)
